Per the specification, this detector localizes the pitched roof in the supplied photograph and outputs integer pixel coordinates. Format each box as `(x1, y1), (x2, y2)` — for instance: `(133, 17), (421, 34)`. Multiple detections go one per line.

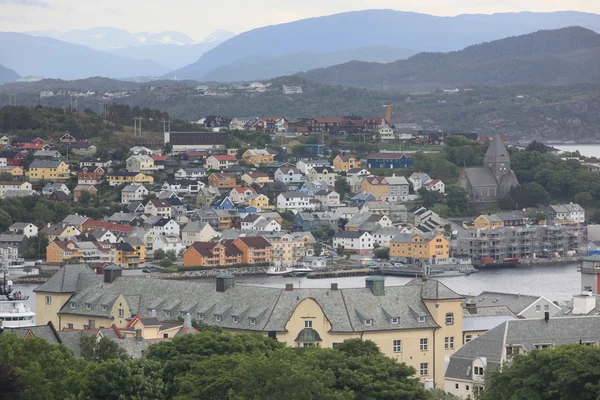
(236, 236), (272, 248)
(405, 279), (463, 300)
(211, 155), (237, 161)
(462, 167), (498, 187)
(169, 132), (227, 146)
(34, 264), (95, 293)
(472, 291), (541, 315)
(30, 159), (64, 168)
(367, 152), (413, 160)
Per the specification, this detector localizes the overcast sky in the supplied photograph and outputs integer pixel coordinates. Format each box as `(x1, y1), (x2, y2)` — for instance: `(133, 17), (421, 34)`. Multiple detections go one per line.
(2, 0), (600, 40)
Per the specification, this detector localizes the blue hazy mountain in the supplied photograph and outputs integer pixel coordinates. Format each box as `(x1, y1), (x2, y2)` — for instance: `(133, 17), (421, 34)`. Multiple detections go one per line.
(0, 64), (20, 83)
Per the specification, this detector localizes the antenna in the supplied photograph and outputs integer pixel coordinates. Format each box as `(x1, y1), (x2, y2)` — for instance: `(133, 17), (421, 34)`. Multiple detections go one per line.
(161, 118), (172, 133)
(133, 117), (143, 137)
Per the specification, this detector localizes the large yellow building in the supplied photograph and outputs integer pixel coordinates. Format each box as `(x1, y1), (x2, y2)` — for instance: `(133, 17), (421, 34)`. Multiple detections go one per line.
(361, 176), (390, 200)
(108, 172), (154, 186)
(333, 154), (361, 172)
(27, 160), (70, 182)
(35, 265), (464, 386)
(472, 214), (504, 230)
(241, 149), (274, 165)
(390, 233), (449, 263)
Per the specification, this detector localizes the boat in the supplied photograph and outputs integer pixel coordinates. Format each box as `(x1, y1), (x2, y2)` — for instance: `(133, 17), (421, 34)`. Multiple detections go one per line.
(0, 273), (35, 328)
(266, 266), (294, 276)
(282, 271), (309, 278)
(292, 267), (313, 274)
(474, 257), (521, 270)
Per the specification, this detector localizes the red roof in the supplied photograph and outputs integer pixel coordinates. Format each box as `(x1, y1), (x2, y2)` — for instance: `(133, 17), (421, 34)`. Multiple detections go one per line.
(152, 155), (169, 161)
(425, 179), (441, 186)
(184, 151), (208, 157)
(313, 117), (345, 124)
(232, 186), (255, 194)
(212, 155), (237, 161)
(110, 225), (135, 233)
(82, 219), (113, 230)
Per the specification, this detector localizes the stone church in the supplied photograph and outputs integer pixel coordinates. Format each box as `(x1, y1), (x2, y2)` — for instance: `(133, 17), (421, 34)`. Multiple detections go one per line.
(457, 134), (520, 203)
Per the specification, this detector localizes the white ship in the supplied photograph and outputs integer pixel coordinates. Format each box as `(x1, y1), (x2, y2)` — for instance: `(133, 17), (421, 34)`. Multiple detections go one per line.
(0, 274), (35, 328)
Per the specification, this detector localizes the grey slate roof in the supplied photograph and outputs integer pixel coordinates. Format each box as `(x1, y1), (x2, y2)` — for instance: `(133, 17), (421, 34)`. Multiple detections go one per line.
(0, 234), (25, 243)
(30, 159), (63, 168)
(406, 279), (463, 300)
(34, 264), (95, 293)
(472, 291), (541, 315)
(461, 167), (498, 187)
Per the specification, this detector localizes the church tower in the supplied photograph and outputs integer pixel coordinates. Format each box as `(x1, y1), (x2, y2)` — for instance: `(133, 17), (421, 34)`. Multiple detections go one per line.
(483, 134), (510, 182)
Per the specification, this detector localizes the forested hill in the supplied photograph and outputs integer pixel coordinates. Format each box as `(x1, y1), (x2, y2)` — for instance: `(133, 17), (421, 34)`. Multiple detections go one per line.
(0, 64), (20, 83)
(302, 27), (600, 91)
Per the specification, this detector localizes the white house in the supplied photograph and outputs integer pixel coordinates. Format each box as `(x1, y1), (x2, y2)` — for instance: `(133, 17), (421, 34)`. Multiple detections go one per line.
(372, 227), (410, 247)
(174, 168), (206, 179)
(144, 199), (172, 218)
(205, 155), (237, 170)
(377, 126), (396, 142)
(408, 172), (432, 191)
(274, 167), (304, 184)
(181, 221), (220, 245)
(161, 180), (203, 195)
(276, 192), (316, 212)
(296, 160), (330, 175)
(423, 179), (445, 194)
(308, 166), (337, 187)
(9, 223), (38, 238)
(121, 184), (149, 204)
(126, 155), (157, 173)
(229, 187), (256, 204)
(550, 203), (585, 223)
(334, 206), (361, 220)
(333, 231), (374, 255)
(240, 214), (281, 231)
(152, 235), (186, 255)
(42, 183), (70, 196)
(130, 146), (155, 155)
(346, 168), (371, 193)
(387, 175), (410, 202)
(153, 218), (180, 236)
(314, 190), (340, 207)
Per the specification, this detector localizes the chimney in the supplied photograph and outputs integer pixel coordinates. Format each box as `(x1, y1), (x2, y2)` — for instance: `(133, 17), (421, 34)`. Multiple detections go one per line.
(183, 313), (192, 331)
(365, 276), (385, 296)
(135, 329), (142, 341)
(544, 312), (550, 322)
(331, 283), (338, 291)
(572, 293), (596, 315)
(465, 298), (477, 314)
(150, 309), (156, 317)
(285, 283), (294, 291)
(88, 320), (95, 330)
(103, 264), (122, 284)
(216, 273), (235, 292)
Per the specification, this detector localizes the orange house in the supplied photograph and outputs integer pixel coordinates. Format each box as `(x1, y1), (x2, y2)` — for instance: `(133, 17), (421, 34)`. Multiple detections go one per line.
(361, 176), (390, 200)
(183, 241), (243, 267)
(232, 236), (272, 264)
(333, 154), (361, 172)
(241, 149), (274, 165)
(46, 240), (82, 264)
(208, 173), (237, 189)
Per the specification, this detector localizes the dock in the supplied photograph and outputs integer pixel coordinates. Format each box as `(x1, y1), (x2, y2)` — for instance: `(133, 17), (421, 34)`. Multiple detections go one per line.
(307, 268), (376, 279)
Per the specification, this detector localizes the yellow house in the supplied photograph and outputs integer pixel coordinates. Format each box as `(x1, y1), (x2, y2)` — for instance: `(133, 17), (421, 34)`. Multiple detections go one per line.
(390, 233), (449, 262)
(247, 193), (270, 209)
(108, 172), (154, 186)
(27, 160), (70, 182)
(361, 176), (390, 200)
(242, 149), (274, 165)
(40, 223), (81, 242)
(333, 154), (361, 172)
(36, 266), (464, 386)
(268, 233), (305, 266)
(241, 171), (273, 186)
(0, 165), (24, 177)
(120, 314), (196, 339)
(114, 241), (146, 268)
(472, 214), (504, 230)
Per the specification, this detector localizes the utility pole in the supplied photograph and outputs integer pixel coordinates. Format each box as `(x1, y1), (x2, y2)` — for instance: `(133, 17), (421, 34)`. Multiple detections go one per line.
(161, 118), (172, 133)
(133, 117), (143, 136)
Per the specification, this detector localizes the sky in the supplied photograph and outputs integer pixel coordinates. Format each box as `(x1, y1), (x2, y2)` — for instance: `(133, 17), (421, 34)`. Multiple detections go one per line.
(1, 0), (600, 40)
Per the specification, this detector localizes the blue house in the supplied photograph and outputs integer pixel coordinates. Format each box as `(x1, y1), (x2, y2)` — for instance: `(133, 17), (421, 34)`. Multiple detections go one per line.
(350, 193), (376, 206)
(305, 144), (325, 155)
(367, 152), (414, 169)
(237, 205), (258, 214)
(209, 196), (234, 210)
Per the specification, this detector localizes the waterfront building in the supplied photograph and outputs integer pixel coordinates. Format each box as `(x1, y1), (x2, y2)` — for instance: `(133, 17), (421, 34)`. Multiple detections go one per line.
(390, 233), (449, 263)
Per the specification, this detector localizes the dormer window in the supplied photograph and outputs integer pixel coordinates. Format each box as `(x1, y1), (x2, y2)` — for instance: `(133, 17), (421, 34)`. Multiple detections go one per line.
(101, 305), (108, 311)
(164, 310), (171, 317)
(198, 313), (205, 320)
(534, 344), (553, 350)
(85, 303), (92, 310)
(391, 318), (399, 324)
(249, 317), (256, 325)
(232, 316), (239, 323)
(364, 319), (373, 326)
(215, 315), (222, 322)
(419, 316), (426, 323)
(506, 345), (522, 357)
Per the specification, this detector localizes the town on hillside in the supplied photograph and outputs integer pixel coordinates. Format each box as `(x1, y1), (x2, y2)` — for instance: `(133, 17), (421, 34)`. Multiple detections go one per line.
(1, 108), (600, 399)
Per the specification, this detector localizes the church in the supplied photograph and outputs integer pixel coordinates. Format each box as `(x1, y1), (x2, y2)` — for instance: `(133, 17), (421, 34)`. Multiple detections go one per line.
(457, 134), (520, 203)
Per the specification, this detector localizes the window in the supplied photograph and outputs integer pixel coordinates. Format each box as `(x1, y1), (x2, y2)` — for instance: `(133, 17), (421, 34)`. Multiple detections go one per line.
(391, 317), (399, 324)
(304, 320), (313, 328)
(365, 319), (373, 326)
(332, 342), (341, 348)
(474, 366), (484, 376)
(445, 336), (455, 350)
(249, 317), (256, 325)
(215, 315), (222, 322)
(163, 333), (169, 338)
(420, 363), (428, 376)
(420, 338), (428, 351)
(118, 309), (124, 317)
(455, 384), (459, 389)
(506, 345), (521, 356)
(445, 312), (454, 325)
(232, 316), (239, 323)
(465, 334), (473, 343)
(544, 304), (550, 311)
(45, 296), (52, 305)
(418, 316), (426, 323)
(70, 302), (75, 308)
(67, 323), (73, 329)
(535, 305), (541, 312)
(393, 340), (402, 353)
(466, 385), (470, 391)
(101, 305), (107, 311)
(198, 313), (205, 320)
(534, 344), (552, 349)
(86, 303), (92, 310)
(164, 310), (171, 317)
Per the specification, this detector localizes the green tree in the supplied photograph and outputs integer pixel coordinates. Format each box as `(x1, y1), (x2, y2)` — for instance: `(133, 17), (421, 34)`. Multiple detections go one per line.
(87, 359), (166, 400)
(418, 187), (438, 208)
(78, 191), (93, 205)
(481, 344), (600, 400)
(153, 249), (165, 260)
(375, 247), (390, 259)
(79, 335), (128, 363)
(446, 185), (469, 216)
(163, 142), (172, 155)
(525, 140), (548, 153)
(0, 172), (14, 181)
(334, 177), (351, 200)
(0, 209), (11, 232)
(523, 182), (551, 206)
(314, 242), (323, 257)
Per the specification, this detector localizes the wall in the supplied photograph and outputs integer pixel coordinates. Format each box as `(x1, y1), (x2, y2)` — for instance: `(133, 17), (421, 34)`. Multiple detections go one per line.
(35, 292), (72, 328)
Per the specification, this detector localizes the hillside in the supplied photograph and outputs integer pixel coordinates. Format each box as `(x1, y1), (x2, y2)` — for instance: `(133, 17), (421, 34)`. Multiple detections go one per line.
(302, 27), (600, 91)
(167, 10), (600, 80)
(201, 46), (419, 82)
(0, 32), (170, 79)
(0, 64), (19, 83)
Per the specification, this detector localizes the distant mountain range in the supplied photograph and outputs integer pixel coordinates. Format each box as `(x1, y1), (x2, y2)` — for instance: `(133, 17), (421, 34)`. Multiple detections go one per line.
(0, 32), (169, 79)
(167, 10), (600, 80)
(201, 46), (419, 82)
(0, 64), (20, 83)
(301, 27), (600, 91)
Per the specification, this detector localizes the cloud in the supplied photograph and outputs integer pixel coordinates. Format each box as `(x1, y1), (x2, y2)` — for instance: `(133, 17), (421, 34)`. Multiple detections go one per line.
(0, 0), (50, 7)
